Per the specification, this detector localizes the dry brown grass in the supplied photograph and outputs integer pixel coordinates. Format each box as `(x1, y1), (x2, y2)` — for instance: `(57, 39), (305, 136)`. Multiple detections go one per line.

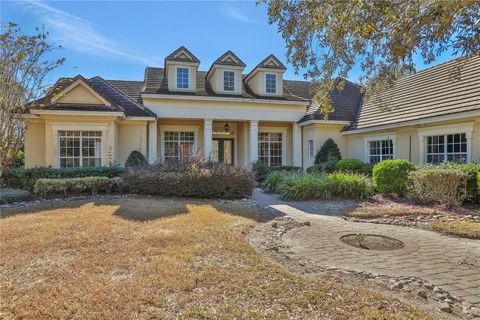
(430, 220), (480, 239)
(1, 196), (430, 319)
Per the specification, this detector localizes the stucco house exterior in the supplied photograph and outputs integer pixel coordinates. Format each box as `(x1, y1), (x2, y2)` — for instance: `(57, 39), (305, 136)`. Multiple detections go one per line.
(24, 47), (480, 170)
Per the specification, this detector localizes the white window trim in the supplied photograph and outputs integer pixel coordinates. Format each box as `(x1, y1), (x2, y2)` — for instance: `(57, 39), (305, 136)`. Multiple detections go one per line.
(160, 125), (199, 162)
(58, 131), (103, 168)
(174, 66), (191, 90)
(363, 133), (397, 163)
(308, 139), (315, 159)
(258, 126), (287, 166)
(222, 70), (235, 93)
(418, 122), (474, 163)
(50, 123), (108, 168)
(264, 73), (277, 95)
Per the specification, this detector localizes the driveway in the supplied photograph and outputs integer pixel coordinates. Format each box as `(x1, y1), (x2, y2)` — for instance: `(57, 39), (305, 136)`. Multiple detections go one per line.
(253, 189), (480, 306)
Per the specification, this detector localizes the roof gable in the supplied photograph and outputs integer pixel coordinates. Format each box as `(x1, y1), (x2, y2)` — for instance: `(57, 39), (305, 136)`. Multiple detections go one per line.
(213, 50), (246, 67)
(256, 54), (286, 70)
(51, 76), (112, 106)
(165, 46), (200, 63)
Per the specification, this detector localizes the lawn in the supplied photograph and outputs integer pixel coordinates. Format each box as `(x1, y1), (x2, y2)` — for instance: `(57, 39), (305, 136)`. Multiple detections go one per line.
(0, 196), (430, 319)
(430, 220), (480, 239)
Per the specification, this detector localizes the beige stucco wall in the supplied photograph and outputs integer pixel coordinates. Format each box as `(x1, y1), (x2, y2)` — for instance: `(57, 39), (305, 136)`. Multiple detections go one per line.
(302, 123), (348, 169)
(55, 84), (105, 105)
(25, 120), (46, 167)
(117, 121), (148, 165)
(24, 115), (119, 168)
(345, 117), (480, 163)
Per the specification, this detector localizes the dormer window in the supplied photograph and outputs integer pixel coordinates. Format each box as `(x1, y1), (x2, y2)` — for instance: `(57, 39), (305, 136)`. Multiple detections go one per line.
(176, 67), (189, 89)
(265, 73), (277, 94)
(223, 71), (235, 92)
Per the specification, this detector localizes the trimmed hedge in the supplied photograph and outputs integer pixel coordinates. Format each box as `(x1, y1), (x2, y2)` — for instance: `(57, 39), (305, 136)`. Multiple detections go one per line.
(416, 162), (479, 203)
(2, 166), (124, 191)
(124, 161), (254, 199)
(0, 188), (30, 204)
(34, 176), (122, 197)
(372, 160), (415, 196)
(314, 138), (341, 164)
(409, 169), (467, 207)
(335, 159), (368, 175)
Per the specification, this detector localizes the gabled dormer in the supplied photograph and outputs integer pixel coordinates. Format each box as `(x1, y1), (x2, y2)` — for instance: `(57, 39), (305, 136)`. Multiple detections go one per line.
(206, 50), (246, 95)
(50, 75), (113, 106)
(164, 46), (200, 93)
(245, 54), (286, 97)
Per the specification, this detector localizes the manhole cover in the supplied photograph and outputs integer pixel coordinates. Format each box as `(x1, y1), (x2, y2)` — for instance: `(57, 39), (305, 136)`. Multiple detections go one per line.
(340, 234), (404, 250)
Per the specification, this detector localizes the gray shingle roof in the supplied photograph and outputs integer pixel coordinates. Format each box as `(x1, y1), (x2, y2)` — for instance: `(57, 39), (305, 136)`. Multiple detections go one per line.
(143, 67), (310, 102)
(29, 75), (155, 118)
(347, 56), (480, 131)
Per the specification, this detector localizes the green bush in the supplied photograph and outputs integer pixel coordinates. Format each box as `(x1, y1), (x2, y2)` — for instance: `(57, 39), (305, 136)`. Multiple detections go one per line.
(314, 138), (341, 164)
(34, 176), (122, 197)
(324, 172), (372, 199)
(125, 151), (148, 167)
(0, 188), (30, 204)
(307, 161), (337, 175)
(2, 166), (124, 191)
(270, 165), (302, 173)
(409, 169), (468, 207)
(372, 160), (415, 196)
(335, 159), (367, 174)
(279, 173), (326, 200)
(124, 161), (254, 199)
(417, 162), (479, 203)
(252, 160), (270, 182)
(262, 171), (287, 193)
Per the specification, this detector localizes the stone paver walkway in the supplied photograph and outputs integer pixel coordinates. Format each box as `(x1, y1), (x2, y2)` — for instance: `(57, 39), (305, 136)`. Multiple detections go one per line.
(253, 189), (480, 305)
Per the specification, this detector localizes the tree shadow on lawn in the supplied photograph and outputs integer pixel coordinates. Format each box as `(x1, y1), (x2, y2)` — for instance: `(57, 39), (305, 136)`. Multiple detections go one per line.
(0, 195), (280, 223)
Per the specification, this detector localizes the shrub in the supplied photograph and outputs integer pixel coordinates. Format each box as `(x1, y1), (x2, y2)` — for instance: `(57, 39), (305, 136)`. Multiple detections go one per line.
(262, 171), (287, 193)
(324, 172), (372, 199)
(125, 151), (148, 167)
(0, 188), (30, 204)
(124, 161), (254, 199)
(417, 162), (479, 203)
(279, 173), (326, 200)
(34, 177), (122, 197)
(252, 160), (270, 182)
(1, 166), (124, 191)
(335, 159), (367, 174)
(270, 165), (302, 173)
(314, 138), (341, 164)
(409, 169), (467, 207)
(307, 161), (337, 175)
(372, 160), (415, 196)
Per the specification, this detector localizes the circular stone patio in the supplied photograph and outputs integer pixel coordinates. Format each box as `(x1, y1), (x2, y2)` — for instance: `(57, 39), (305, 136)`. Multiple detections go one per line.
(253, 190), (480, 306)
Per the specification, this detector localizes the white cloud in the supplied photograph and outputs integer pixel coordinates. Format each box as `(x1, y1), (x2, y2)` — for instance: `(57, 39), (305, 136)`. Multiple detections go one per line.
(221, 5), (260, 24)
(18, 0), (158, 66)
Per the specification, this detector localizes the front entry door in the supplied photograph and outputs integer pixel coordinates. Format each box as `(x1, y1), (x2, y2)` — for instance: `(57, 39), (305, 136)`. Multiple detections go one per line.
(212, 139), (234, 165)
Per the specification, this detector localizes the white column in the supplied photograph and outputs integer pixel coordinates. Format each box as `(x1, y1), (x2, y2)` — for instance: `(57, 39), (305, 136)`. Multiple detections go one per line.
(249, 120), (259, 163)
(292, 122), (302, 167)
(204, 118), (213, 161)
(148, 120), (157, 164)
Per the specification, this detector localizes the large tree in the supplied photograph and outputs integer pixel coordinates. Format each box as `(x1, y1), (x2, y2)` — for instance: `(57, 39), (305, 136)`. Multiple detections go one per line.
(0, 22), (64, 176)
(264, 0), (480, 116)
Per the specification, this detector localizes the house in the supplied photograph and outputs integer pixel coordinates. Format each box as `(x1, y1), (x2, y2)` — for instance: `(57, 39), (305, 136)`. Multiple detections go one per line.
(24, 47), (480, 170)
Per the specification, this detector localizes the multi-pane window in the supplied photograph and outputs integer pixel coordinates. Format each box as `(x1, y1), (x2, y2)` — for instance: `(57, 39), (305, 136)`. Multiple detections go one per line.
(164, 131), (195, 162)
(176, 67), (189, 89)
(59, 131), (101, 168)
(426, 133), (467, 164)
(265, 73), (276, 94)
(223, 71), (235, 92)
(308, 140), (315, 158)
(258, 132), (283, 166)
(368, 139), (393, 164)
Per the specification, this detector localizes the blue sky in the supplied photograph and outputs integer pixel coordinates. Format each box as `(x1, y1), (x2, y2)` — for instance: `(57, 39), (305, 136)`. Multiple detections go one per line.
(2, 0), (458, 85)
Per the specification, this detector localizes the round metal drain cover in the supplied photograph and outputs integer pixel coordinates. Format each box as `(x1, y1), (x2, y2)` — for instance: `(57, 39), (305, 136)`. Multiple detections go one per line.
(341, 234), (404, 250)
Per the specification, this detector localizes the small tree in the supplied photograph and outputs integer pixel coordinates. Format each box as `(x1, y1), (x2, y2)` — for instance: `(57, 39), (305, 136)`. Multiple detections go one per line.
(0, 22), (64, 177)
(125, 151), (148, 167)
(314, 138), (341, 165)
